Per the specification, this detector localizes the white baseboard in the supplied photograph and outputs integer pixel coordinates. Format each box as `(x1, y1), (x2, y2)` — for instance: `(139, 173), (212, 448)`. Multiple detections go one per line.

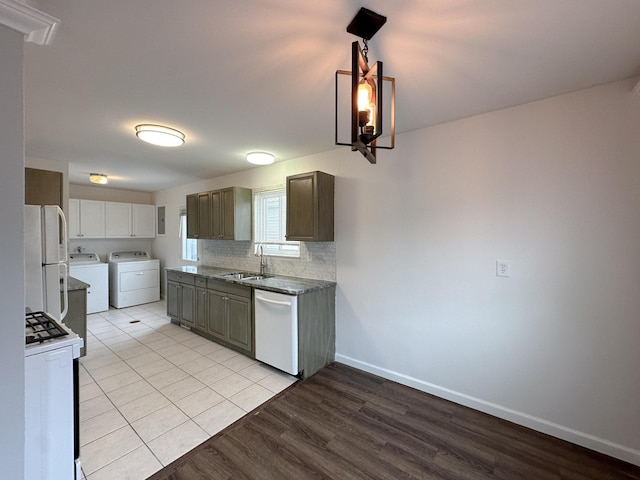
(335, 353), (640, 467)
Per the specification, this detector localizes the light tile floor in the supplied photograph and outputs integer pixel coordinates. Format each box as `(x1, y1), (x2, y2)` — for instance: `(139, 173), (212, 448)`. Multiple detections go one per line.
(79, 300), (297, 479)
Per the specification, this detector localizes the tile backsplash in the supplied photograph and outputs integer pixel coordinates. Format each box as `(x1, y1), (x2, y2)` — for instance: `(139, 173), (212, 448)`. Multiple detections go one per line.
(200, 240), (336, 281)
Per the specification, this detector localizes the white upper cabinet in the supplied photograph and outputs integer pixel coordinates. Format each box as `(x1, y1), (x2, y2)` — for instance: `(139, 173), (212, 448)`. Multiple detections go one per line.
(105, 202), (131, 237)
(69, 199), (106, 239)
(105, 202), (155, 238)
(132, 204), (156, 238)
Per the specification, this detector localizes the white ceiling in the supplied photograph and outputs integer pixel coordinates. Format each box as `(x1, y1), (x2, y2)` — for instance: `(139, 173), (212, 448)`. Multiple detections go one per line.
(24, 0), (640, 192)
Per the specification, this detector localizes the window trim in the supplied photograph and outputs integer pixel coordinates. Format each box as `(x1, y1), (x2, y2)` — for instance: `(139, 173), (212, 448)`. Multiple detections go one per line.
(253, 186), (300, 258)
(179, 211), (198, 263)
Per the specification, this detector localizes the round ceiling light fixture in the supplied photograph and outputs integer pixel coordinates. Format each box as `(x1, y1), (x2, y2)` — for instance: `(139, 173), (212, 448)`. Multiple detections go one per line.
(135, 124), (185, 147)
(246, 152), (275, 165)
(89, 173), (108, 185)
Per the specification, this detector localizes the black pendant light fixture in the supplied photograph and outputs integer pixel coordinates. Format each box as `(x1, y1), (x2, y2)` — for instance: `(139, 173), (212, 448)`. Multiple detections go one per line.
(335, 7), (395, 164)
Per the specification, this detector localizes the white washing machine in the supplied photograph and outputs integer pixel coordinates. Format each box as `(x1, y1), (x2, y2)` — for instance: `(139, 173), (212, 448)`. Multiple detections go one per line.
(69, 253), (109, 314)
(108, 251), (160, 308)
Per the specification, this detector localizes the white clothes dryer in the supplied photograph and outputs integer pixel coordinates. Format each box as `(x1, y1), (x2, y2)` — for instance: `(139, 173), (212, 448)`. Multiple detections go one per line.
(108, 251), (160, 308)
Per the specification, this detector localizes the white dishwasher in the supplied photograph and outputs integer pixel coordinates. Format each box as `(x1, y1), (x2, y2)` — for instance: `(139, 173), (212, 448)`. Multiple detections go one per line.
(254, 289), (299, 376)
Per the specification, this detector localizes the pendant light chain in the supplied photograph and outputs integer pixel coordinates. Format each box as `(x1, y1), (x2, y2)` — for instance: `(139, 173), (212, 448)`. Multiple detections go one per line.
(362, 38), (369, 63)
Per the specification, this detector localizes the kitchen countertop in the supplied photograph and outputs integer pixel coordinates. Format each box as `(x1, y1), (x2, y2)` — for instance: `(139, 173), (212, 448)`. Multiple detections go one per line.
(66, 276), (89, 291)
(166, 265), (336, 295)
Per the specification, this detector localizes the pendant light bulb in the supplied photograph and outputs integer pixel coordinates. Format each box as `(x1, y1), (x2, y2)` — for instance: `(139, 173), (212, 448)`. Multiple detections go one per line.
(357, 81), (372, 112)
(357, 81), (375, 131)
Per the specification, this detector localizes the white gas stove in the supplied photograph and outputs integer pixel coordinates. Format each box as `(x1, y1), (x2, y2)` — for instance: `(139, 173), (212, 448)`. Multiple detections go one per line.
(25, 310), (83, 357)
(25, 310), (83, 480)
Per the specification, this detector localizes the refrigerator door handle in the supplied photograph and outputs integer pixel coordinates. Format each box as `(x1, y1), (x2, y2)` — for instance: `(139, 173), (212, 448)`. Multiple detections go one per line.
(57, 205), (68, 263)
(60, 263), (68, 321)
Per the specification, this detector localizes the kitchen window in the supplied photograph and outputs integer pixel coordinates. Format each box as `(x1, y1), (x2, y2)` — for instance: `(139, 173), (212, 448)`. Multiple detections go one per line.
(180, 212), (197, 262)
(254, 187), (300, 257)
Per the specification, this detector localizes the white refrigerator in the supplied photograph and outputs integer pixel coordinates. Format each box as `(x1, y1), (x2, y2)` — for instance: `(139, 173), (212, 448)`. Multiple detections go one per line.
(24, 205), (69, 321)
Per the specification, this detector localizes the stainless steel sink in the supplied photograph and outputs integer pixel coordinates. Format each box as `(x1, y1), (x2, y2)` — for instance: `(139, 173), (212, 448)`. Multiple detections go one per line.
(242, 275), (267, 282)
(221, 272), (268, 281)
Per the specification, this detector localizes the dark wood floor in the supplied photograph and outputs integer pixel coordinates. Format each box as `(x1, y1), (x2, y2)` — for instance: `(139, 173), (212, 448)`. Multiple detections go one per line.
(148, 363), (640, 480)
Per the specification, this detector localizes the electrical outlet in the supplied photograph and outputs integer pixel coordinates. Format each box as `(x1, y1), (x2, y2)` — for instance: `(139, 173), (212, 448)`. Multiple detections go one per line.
(496, 260), (512, 277)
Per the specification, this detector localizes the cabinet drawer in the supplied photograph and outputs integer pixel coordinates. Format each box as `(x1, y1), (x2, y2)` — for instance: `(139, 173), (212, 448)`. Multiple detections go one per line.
(167, 271), (196, 285)
(195, 276), (207, 288)
(207, 279), (252, 298)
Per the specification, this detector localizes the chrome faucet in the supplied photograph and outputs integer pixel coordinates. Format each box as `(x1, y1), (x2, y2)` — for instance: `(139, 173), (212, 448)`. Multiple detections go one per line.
(258, 244), (267, 275)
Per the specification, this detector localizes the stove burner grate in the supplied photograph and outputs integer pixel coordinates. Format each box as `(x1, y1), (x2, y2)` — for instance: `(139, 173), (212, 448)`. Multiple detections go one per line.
(25, 311), (68, 345)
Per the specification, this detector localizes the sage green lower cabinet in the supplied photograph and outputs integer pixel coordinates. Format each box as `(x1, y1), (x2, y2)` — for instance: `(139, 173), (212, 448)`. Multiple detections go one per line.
(167, 271), (195, 328)
(296, 285), (336, 379)
(64, 288), (87, 357)
(206, 289), (226, 339)
(173, 274), (254, 356)
(166, 269), (335, 376)
(206, 279), (253, 355)
(226, 293), (252, 351)
(194, 277), (207, 331)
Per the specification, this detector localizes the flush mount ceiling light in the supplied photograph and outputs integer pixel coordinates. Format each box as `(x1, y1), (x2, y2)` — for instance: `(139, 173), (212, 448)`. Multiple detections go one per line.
(135, 124), (185, 147)
(246, 152), (275, 165)
(89, 173), (108, 185)
(335, 7), (395, 164)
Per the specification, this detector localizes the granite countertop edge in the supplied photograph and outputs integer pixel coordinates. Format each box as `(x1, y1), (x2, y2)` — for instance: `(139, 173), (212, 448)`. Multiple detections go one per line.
(66, 276), (90, 291)
(165, 265), (336, 295)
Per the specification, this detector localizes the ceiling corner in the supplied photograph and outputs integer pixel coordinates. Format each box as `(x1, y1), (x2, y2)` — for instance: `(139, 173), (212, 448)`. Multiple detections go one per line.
(0, 0), (59, 45)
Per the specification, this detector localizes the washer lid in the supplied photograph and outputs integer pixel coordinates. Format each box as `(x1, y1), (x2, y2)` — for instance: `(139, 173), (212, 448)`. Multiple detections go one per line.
(69, 253), (101, 264)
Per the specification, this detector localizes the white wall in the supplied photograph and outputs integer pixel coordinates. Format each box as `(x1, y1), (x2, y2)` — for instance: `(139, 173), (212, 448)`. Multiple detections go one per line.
(152, 78), (640, 464)
(334, 78), (640, 464)
(69, 183), (152, 204)
(0, 24), (25, 479)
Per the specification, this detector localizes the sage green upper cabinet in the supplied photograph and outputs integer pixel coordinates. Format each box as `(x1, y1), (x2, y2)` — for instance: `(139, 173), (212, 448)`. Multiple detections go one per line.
(69, 199), (106, 239)
(25, 168), (62, 208)
(221, 187), (252, 240)
(186, 194), (199, 238)
(187, 187), (251, 240)
(210, 189), (222, 239)
(186, 191), (211, 239)
(197, 192), (211, 239)
(286, 171), (334, 242)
